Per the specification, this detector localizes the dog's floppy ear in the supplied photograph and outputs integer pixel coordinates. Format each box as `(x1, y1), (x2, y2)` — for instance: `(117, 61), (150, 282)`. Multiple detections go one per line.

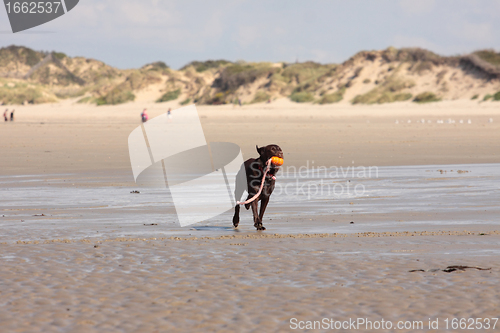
(256, 145), (265, 156)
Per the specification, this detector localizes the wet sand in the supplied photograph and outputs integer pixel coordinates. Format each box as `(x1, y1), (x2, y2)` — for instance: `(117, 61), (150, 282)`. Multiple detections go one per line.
(2, 163), (500, 243)
(2, 234), (500, 332)
(1, 99), (500, 331)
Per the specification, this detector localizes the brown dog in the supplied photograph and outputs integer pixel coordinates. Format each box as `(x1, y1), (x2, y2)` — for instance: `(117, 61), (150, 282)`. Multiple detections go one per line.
(233, 144), (283, 230)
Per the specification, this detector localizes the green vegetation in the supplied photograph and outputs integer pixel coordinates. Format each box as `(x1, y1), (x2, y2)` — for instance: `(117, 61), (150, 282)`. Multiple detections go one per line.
(394, 93), (413, 101)
(473, 50), (500, 67)
(52, 52), (67, 60)
(276, 62), (336, 96)
(289, 91), (314, 103)
(0, 82), (56, 104)
(483, 94), (493, 101)
(156, 89), (181, 103)
(381, 47), (452, 65)
(0, 45), (43, 68)
(125, 71), (162, 90)
(54, 87), (87, 99)
(493, 91), (500, 101)
(352, 74), (414, 104)
(353, 91), (412, 104)
(251, 91), (270, 104)
(95, 89), (135, 105)
(471, 94), (479, 100)
(413, 92), (440, 103)
(317, 89), (345, 104)
(142, 61), (169, 73)
(206, 92), (228, 105)
(180, 98), (191, 105)
(413, 61), (433, 74)
(281, 62), (333, 84)
(181, 60), (232, 72)
(213, 63), (276, 93)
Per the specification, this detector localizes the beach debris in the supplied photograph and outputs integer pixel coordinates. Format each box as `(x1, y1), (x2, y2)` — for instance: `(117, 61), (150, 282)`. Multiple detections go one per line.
(144, 223), (158, 226)
(437, 119), (444, 124)
(130, 190), (140, 194)
(459, 119), (464, 124)
(467, 119), (472, 124)
(94, 245), (99, 248)
(443, 266), (491, 273)
(409, 266), (492, 273)
(395, 120), (399, 124)
(438, 169), (469, 174)
(350, 221), (354, 224)
(33, 214), (45, 216)
(488, 118), (493, 123)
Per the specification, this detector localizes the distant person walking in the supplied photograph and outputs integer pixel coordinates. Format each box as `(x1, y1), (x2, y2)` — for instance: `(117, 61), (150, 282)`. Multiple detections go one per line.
(10, 109), (15, 121)
(3, 109), (8, 122)
(141, 109), (148, 123)
(167, 107), (172, 119)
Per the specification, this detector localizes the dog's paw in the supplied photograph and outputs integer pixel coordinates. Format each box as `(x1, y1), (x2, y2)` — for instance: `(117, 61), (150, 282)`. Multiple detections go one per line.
(254, 224), (266, 231)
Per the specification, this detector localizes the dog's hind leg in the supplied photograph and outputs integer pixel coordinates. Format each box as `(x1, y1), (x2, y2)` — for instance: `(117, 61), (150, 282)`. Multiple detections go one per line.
(232, 205), (240, 228)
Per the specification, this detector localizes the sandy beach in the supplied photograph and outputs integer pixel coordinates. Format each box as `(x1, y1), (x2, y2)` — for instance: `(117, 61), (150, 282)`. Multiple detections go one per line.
(1, 99), (499, 176)
(1, 99), (500, 332)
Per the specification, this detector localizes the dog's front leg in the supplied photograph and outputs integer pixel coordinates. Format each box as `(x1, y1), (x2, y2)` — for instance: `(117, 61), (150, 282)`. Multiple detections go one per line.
(251, 201), (264, 230)
(258, 196), (269, 230)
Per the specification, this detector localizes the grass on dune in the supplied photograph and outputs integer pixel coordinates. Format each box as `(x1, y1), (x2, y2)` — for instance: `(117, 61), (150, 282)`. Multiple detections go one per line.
(317, 88), (345, 104)
(473, 50), (500, 68)
(251, 91), (270, 104)
(180, 60), (232, 72)
(156, 89), (181, 103)
(0, 80), (56, 104)
(289, 91), (314, 103)
(412, 92), (440, 103)
(351, 73), (414, 104)
(95, 89), (135, 105)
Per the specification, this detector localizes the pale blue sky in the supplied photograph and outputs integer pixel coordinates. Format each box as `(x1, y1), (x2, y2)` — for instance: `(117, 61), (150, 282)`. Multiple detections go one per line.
(1, 0), (499, 69)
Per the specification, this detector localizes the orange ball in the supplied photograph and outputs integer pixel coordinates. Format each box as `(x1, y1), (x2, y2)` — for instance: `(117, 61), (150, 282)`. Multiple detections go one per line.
(271, 156), (284, 166)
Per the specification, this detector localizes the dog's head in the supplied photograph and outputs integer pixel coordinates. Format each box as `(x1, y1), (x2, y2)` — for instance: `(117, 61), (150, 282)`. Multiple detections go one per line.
(256, 144), (283, 173)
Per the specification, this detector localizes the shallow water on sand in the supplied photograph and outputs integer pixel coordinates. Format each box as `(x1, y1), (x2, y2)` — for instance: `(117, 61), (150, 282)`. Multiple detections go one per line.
(1, 163), (499, 242)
